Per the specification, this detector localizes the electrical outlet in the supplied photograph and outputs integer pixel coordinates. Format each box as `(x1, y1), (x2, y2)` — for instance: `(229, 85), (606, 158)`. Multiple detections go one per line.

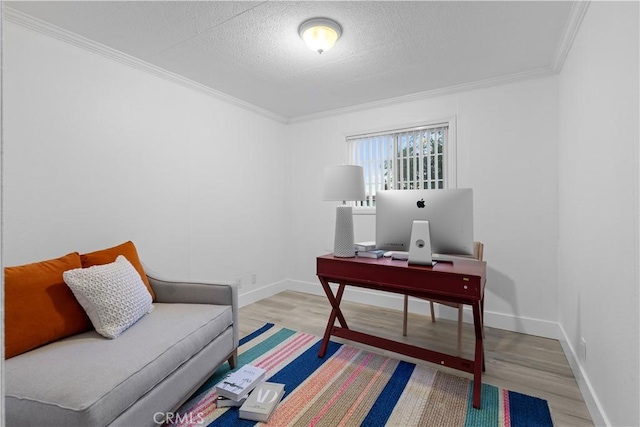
(235, 276), (243, 289)
(580, 337), (587, 362)
(251, 273), (257, 285)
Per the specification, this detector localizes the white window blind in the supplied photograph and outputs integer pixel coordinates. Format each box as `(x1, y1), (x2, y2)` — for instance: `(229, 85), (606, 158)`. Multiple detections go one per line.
(347, 124), (449, 207)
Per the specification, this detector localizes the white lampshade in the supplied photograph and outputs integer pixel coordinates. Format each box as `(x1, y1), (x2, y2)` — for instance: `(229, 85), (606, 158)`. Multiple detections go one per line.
(323, 165), (365, 202)
(299, 18), (342, 54)
(323, 165), (365, 258)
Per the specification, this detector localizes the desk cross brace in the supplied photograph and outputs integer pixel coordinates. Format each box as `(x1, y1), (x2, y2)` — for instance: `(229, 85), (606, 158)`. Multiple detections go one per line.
(318, 278), (485, 409)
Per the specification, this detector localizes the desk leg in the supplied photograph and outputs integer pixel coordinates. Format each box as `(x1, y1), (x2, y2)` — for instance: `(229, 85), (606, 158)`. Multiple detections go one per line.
(319, 279), (347, 357)
(481, 297), (486, 372)
(472, 301), (484, 409)
(319, 278), (348, 327)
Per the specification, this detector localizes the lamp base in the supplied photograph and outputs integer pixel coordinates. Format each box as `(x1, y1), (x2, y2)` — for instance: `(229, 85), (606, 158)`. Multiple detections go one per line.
(333, 205), (355, 257)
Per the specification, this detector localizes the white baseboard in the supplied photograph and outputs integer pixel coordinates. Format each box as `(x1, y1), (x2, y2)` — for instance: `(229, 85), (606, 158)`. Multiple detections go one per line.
(289, 279), (560, 339)
(238, 279), (290, 308)
(558, 324), (608, 427)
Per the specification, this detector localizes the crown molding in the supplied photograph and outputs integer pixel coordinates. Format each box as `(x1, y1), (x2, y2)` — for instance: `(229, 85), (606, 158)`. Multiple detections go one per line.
(287, 67), (556, 124)
(3, 7), (289, 124)
(551, 1), (590, 73)
(4, 3), (587, 126)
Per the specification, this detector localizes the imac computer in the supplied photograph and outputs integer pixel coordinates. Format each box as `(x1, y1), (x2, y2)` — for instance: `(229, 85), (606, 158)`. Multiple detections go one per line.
(375, 188), (474, 257)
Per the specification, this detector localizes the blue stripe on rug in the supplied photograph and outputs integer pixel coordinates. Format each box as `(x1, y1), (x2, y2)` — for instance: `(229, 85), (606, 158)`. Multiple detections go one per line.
(239, 323), (275, 346)
(208, 339), (343, 427)
(360, 360), (416, 427)
(465, 382), (499, 426)
(508, 390), (554, 427)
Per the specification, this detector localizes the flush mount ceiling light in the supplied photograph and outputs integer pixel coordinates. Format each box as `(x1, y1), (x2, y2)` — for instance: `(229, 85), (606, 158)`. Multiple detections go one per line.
(299, 18), (342, 54)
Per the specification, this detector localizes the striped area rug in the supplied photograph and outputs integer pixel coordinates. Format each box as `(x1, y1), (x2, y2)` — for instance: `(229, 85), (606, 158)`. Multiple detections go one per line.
(171, 323), (553, 427)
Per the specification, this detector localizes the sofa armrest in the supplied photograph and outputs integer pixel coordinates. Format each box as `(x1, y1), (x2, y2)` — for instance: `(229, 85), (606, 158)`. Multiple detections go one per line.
(144, 267), (239, 347)
(149, 276), (236, 306)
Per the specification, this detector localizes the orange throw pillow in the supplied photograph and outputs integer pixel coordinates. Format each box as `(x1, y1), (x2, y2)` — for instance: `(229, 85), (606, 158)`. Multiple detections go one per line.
(5, 252), (93, 359)
(80, 241), (155, 300)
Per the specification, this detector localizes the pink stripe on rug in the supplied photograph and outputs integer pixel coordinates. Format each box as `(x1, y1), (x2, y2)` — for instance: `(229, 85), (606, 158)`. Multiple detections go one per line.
(177, 387), (220, 425)
(257, 333), (310, 368)
(267, 346), (360, 425)
(173, 396), (221, 427)
(337, 356), (392, 427)
(503, 389), (511, 427)
(174, 390), (219, 427)
(256, 333), (316, 373)
(309, 351), (376, 427)
(182, 402), (218, 427)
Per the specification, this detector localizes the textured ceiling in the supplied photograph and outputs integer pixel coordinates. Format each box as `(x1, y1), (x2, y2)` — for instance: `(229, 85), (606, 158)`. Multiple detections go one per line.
(6, 1), (576, 120)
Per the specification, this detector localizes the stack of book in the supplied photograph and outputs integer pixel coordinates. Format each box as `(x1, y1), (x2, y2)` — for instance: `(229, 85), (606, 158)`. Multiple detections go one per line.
(214, 365), (286, 421)
(215, 365), (266, 407)
(355, 241), (384, 258)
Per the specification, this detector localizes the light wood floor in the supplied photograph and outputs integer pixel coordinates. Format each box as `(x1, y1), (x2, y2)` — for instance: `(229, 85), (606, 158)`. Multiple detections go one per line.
(239, 290), (593, 427)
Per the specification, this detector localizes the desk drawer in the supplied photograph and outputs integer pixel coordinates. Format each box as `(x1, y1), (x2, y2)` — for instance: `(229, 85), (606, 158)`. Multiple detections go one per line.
(317, 256), (484, 301)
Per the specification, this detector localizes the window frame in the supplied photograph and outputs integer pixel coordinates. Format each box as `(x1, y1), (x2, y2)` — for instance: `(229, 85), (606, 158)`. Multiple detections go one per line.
(345, 116), (457, 215)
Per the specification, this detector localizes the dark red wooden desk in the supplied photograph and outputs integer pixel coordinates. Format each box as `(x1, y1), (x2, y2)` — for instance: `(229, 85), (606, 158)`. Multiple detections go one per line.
(316, 254), (487, 408)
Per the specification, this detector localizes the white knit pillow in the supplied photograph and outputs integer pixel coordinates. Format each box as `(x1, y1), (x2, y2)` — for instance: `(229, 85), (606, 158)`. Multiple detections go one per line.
(63, 255), (153, 339)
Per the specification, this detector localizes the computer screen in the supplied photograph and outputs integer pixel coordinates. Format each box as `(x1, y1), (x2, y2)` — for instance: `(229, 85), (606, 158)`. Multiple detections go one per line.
(375, 188), (474, 256)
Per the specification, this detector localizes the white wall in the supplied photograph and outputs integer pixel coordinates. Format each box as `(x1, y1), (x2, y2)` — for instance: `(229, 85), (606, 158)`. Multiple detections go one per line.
(3, 22), (289, 296)
(557, 2), (639, 426)
(285, 77), (560, 338)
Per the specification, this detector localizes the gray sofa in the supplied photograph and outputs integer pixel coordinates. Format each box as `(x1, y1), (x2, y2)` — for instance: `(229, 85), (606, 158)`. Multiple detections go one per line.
(4, 271), (238, 427)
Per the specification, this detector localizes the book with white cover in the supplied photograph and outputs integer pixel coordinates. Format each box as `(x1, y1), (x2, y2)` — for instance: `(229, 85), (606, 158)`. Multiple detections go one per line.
(357, 249), (385, 258)
(215, 365), (266, 401)
(238, 382), (285, 422)
(355, 241), (376, 251)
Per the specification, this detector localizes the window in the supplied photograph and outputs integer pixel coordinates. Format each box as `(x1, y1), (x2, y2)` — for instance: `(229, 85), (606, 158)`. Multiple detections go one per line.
(347, 121), (453, 207)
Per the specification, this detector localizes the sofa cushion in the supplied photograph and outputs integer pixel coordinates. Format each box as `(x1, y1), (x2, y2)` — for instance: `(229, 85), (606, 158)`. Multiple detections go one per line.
(81, 241), (155, 300)
(4, 252), (92, 359)
(63, 256), (154, 339)
(5, 303), (233, 426)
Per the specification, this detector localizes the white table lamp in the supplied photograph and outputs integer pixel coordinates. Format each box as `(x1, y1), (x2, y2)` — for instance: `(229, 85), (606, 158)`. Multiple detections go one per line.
(323, 165), (365, 257)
